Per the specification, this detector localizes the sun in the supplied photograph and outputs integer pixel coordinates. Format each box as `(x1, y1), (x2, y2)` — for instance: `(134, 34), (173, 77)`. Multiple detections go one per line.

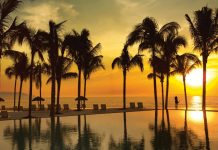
(185, 69), (214, 87)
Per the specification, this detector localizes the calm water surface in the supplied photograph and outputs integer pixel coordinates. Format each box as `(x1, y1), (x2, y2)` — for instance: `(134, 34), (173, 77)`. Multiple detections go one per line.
(0, 110), (218, 150)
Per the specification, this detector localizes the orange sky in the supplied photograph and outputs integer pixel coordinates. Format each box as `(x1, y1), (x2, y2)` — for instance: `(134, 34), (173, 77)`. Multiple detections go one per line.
(1, 0), (218, 97)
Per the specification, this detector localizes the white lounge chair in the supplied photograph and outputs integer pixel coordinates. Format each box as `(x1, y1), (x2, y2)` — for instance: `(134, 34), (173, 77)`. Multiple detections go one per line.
(1, 105), (5, 110)
(1, 110), (8, 118)
(101, 104), (106, 110)
(31, 105), (36, 111)
(63, 104), (69, 111)
(93, 104), (99, 110)
(47, 104), (51, 110)
(137, 102), (143, 109)
(130, 102), (136, 109)
(40, 104), (45, 111)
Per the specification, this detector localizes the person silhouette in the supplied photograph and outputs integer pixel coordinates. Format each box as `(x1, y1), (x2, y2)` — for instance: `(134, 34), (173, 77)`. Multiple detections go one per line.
(175, 96), (179, 104)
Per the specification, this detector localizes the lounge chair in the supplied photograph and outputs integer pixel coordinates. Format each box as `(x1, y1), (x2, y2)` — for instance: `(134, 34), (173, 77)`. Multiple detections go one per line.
(31, 105), (36, 111)
(63, 104), (69, 111)
(137, 102), (143, 109)
(1, 105), (5, 110)
(57, 104), (61, 111)
(1, 110), (8, 118)
(93, 104), (99, 110)
(14, 106), (18, 111)
(39, 104), (45, 111)
(101, 104), (107, 110)
(130, 102), (136, 109)
(47, 104), (51, 110)
(19, 106), (24, 111)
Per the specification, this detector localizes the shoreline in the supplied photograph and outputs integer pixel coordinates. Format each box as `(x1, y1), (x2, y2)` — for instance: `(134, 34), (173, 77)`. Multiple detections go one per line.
(1, 108), (217, 121)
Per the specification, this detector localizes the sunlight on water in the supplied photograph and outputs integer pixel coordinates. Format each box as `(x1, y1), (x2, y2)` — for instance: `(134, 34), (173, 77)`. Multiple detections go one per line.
(189, 111), (203, 123)
(191, 96), (202, 110)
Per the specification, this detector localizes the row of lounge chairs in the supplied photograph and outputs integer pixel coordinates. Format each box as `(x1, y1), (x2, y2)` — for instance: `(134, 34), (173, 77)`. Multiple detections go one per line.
(130, 102), (143, 109)
(1, 104), (70, 111)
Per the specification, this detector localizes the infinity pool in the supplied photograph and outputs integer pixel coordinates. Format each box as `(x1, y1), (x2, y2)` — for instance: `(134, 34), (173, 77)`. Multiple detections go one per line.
(0, 110), (217, 150)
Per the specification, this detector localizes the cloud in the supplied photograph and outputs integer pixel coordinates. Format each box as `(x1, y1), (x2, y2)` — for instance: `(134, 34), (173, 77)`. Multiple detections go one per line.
(19, 0), (78, 30)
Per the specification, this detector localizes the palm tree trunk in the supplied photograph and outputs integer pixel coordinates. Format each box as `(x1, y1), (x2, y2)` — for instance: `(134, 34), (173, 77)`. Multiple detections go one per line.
(123, 70), (127, 109)
(202, 58), (207, 110)
(165, 72), (169, 109)
(123, 112), (127, 148)
(50, 67), (56, 116)
(183, 75), (188, 110)
(77, 68), (82, 110)
(83, 78), (87, 109)
(18, 79), (23, 111)
(203, 110), (210, 150)
(56, 79), (61, 114)
(28, 53), (34, 117)
(161, 80), (164, 110)
(152, 48), (158, 110)
(39, 73), (42, 107)
(14, 76), (18, 112)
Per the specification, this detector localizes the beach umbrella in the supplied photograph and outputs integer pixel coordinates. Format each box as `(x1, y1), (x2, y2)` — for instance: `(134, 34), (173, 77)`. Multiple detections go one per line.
(75, 96), (88, 101)
(32, 96), (45, 107)
(32, 96), (45, 102)
(0, 97), (5, 102)
(75, 96), (88, 110)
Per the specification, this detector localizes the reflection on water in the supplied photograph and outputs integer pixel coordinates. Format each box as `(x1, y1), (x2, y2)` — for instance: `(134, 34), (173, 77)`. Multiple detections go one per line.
(191, 96), (202, 110)
(0, 110), (216, 150)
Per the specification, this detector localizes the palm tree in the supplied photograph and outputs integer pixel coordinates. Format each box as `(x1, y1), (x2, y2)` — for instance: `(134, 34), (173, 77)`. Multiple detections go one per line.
(47, 56), (77, 114)
(185, 6), (218, 110)
(112, 46), (143, 109)
(171, 53), (201, 109)
(37, 21), (65, 116)
(161, 33), (187, 109)
(3, 50), (24, 111)
(0, 1), (26, 101)
(83, 43), (104, 108)
(66, 29), (92, 110)
(17, 53), (29, 111)
(5, 66), (18, 111)
(33, 62), (45, 107)
(16, 27), (45, 117)
(147, 56), (168, 110)
(126, 17), (180, 110)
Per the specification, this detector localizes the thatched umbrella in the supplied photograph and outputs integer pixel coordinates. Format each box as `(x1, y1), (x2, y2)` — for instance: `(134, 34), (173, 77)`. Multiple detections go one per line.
(75, 96), (88, 109)
(32, 96), (45, 107)
(0, 97), (5, 102)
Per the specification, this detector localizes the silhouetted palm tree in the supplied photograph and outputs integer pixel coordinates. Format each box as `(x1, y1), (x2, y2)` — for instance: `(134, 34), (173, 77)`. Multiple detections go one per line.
(16, 26), (45, 117)
(47, 56), (77, 113)
(185, 6), (218, 110)
(147, 56), (168, 109)
(37, 21), (65, 116)
(83, 43), (104, 108)
(4, 50), (23, 111)
(162, 33), (187, 109)
(112, 46), (143, 109)
(127, 17), (179, 110)
(171, 53), (201, 109)
(0, 0), (25, 73)
(66, 29), (92, 110)
(17, 53), (29, 111)
(33, 62), (45, 107)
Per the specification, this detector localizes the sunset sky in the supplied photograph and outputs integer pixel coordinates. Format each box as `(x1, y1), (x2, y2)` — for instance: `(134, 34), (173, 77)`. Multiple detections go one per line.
(1, 0), (218, 97)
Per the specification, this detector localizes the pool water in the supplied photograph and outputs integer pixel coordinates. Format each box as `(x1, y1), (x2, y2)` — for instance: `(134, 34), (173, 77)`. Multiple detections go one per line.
(0, 110), (217, 150)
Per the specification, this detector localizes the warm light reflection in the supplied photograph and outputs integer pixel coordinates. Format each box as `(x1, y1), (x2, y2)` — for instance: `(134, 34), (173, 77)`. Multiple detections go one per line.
(186, 69), (214, 87)
(191, 96), (202, 110)
(189, 111), (203, 123)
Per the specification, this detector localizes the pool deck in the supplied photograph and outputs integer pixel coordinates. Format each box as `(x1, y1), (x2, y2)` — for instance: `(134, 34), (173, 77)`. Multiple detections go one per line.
(1, 108), (217, 121)
(0, 108), (155, 121)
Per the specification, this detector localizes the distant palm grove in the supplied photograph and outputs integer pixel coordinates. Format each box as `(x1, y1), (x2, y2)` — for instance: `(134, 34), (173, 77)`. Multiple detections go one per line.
(0, 0), (217, 117)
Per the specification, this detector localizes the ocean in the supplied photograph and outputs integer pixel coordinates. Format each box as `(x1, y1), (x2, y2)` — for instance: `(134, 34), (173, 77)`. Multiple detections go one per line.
(0, 92), (218, 110)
